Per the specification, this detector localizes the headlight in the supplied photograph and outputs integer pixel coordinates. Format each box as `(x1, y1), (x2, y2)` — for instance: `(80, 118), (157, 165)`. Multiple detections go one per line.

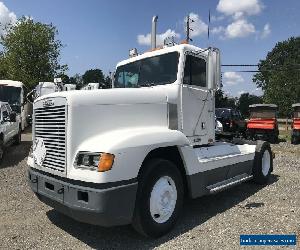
(75, 152), (115, 172)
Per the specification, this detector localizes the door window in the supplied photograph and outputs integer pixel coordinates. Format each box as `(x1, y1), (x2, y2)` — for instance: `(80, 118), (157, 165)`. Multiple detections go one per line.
(183, 55), (207, 87)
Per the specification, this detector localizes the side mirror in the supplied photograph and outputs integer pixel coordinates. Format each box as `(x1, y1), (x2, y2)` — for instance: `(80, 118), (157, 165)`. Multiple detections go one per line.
(207, 48), (221, 90)
(9, 112), (16, 122)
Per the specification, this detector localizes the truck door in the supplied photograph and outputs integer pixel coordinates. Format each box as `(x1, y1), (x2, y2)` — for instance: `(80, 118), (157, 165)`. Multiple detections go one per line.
(181, 53), (214, 145)
(2, 105), (14, 142)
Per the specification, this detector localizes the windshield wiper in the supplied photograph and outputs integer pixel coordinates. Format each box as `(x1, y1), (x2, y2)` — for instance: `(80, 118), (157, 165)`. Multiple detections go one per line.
(139, 82), (156, 87)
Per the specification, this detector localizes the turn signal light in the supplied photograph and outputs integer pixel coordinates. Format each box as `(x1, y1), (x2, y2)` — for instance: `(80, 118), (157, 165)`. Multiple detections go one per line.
(98, 153), (115, 172)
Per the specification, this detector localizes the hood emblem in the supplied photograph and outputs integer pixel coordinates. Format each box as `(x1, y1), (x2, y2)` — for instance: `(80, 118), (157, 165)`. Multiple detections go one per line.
(43, 100), (54, 107)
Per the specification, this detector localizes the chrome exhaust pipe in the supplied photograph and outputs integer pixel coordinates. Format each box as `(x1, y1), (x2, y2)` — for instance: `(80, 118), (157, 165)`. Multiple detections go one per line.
(151, 16), (158, 49)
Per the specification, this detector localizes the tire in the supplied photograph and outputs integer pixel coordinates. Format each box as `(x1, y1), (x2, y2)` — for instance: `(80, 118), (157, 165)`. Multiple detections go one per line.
(291, 135), (297, 145)
(0, 140), (4, 162)
(13, 128), (21, 145)
(252, 141), (273, 184)
(132, 158), (184, 238)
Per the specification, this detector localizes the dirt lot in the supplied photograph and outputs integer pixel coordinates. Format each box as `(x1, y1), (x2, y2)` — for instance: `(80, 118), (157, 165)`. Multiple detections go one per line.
(0, 130), (299, 250)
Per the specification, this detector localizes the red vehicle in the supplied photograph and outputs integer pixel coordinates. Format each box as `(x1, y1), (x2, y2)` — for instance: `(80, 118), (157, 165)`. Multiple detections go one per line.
(247, 104), (279, 143)
(291, 103), (300, 144)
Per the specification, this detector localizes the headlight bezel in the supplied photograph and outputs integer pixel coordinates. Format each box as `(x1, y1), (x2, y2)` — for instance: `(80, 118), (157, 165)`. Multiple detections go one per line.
(74, 151), (115, 172)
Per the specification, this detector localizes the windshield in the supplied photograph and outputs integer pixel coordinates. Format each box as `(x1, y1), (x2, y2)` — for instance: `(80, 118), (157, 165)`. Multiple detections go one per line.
(215, 108), (231, 119)
(114, 52), (179, 88)
(250, 110), (276, 119)
(0, 86), (21, 112)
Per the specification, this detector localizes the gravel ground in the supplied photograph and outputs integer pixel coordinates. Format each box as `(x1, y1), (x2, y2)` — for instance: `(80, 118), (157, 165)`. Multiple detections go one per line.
(0, 130), (299, 250)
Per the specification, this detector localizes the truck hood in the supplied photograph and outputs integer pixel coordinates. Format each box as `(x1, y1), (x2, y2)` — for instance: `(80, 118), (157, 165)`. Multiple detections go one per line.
(37, 88), (168, 106)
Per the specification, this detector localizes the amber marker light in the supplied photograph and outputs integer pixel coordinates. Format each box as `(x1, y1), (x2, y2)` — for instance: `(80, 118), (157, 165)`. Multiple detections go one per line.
(98, 153), (115, 172)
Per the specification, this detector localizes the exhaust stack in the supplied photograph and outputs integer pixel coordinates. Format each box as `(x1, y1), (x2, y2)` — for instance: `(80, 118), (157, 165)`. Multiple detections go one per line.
(151, 16), (158, 49)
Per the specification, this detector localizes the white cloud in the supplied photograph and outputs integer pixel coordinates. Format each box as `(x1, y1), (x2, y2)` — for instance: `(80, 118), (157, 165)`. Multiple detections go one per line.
(261, 23), (271, 38)
(217, 0), (263, 16)
(137, 29), (180, 46)
(185, 13), (208, 38)
(223, 72), (244, 86)
(0, 2), (17, 36)
(225, 19), (255, 38)
(211, 15), (225, 22)
(211, 26), (225, 35)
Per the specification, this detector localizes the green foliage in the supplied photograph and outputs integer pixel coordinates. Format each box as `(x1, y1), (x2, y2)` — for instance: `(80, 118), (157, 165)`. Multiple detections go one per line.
(215, 89), (237, 108)
(82, 69), (105, 85)
(237, 93), (263, 117)
(253, 37), (300, 117)
(0, 17), (67, 89)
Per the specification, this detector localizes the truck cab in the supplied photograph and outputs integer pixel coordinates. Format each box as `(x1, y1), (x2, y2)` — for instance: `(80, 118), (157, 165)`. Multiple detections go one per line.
(27, 43), (273, 237)
(0, 80), (32, 131)
(291, 103), (300, 144)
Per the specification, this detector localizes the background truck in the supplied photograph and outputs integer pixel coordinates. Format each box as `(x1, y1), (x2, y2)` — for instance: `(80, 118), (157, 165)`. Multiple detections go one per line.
(0, 101), (21, 161)
(0, 80), (32, 131)
(247, 104), (279, 143)
(291, 103), (300, 144)
(215, 108), (246, 138)
(27, 17), (273, 238)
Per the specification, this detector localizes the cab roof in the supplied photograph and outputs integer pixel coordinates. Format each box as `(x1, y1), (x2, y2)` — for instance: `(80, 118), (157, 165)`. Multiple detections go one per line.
(0, 80), (23, 88)
(249, 104), (278, 109)
(292, 103), (300, 108)
(116, 44), (209, 68)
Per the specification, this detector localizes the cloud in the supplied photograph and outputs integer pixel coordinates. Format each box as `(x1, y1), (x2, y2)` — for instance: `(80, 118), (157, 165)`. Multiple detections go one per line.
(185, 13), (208, 38)
(223, 72), (244, 85)
(211, 15), (225, 22)
(225, 19), (255, 38)
(211, 26), (225, 35)
(217, 0), (263, 16)
(261, 23), (271, 38)
(137, 29), (180, 46)
(0, 2), (17, 36)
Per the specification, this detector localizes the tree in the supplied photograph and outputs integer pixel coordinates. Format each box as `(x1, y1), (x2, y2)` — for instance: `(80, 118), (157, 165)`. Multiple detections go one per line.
(82, 69), (105, 85)
(0, 17), (67, 89)
(237, 93), (263, 117)
(253, 37), (300, 117)
(215, 89), (237, 108)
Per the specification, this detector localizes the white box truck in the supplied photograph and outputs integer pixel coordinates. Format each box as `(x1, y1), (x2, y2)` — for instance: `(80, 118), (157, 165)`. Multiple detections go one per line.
(27, 25), (273, 237)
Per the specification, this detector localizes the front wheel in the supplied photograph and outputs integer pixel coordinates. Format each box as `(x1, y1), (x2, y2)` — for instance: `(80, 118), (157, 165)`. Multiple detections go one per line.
(13, 128), (21, 145)
(0, 140), (4, 162)
(252, 141), (273, 184)
(132, 158), (184, 238)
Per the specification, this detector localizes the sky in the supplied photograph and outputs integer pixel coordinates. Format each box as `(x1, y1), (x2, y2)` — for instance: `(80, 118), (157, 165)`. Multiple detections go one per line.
(1, 0), (299, 97)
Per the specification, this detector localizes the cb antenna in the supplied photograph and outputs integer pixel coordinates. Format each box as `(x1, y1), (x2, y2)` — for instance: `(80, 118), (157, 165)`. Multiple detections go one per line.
(186, 14), (194, 43)
(207, 9), (211, 46)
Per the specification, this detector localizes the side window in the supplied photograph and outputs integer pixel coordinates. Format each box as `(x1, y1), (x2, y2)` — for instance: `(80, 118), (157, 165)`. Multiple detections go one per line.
(2, 106), (9, 121)
(183, 55), (207, 87)
(6, 105), (12, 113)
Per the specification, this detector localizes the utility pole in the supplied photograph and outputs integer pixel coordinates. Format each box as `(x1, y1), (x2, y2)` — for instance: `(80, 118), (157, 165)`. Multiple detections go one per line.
(186, 14), (194, 43)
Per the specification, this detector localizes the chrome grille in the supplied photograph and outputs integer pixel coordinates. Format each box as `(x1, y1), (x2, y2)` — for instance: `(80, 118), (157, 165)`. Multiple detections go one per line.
(34, 104), (66, 172)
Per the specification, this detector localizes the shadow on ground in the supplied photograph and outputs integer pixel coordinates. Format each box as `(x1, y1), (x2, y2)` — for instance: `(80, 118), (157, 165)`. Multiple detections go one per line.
(47, 174), (279, 249)
(0, 140), (31, 169)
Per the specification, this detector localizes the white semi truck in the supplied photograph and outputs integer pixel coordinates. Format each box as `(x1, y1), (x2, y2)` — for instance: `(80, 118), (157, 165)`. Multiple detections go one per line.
(0, 80), (32, 130)
(27, 20), (273, 238)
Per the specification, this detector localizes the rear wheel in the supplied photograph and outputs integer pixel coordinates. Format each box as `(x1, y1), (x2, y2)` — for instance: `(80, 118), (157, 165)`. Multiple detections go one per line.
(132, 158), (184, 238)
(13, 127), (21, 145)
(291, 135), (297, 144)
(253, 141), (272, 184)
(0, 140), (4, 162)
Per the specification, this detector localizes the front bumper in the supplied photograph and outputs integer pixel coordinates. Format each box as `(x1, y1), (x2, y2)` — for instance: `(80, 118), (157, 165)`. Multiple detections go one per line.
(28, 168), (138, 227)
